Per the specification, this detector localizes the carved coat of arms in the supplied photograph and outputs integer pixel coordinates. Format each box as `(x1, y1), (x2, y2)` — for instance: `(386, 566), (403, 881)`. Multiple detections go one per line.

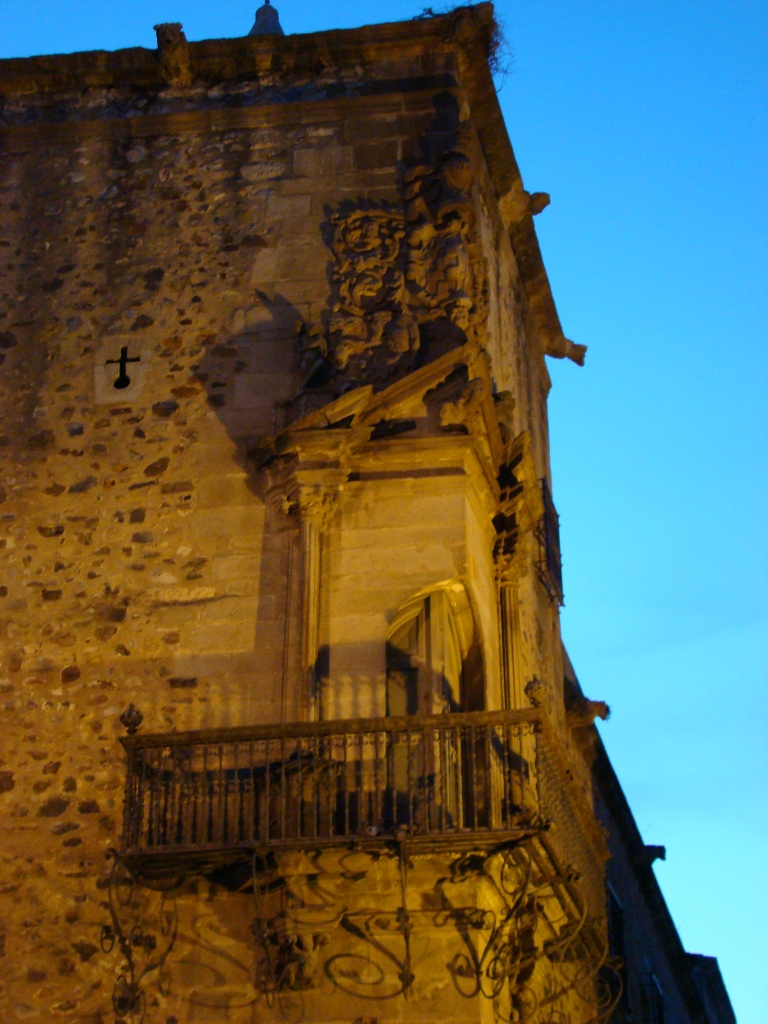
(299, 124), (488, 389)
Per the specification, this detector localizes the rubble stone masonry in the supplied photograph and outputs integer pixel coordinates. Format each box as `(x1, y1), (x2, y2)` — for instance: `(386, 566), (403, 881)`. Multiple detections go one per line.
(0, 8), (691, 1024)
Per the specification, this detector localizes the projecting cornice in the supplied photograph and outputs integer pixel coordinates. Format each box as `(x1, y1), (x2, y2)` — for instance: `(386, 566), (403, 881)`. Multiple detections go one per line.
(256, 341), (505, 483)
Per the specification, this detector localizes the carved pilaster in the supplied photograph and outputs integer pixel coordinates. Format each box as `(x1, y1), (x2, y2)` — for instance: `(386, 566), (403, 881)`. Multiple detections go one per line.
(258, 432), (351, 720)
(293, 481), (343, 719)
(494, 432), (544, 708)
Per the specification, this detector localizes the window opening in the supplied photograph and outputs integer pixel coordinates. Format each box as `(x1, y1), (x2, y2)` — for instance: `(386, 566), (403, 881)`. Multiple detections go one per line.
(641, 969), (665, 1024)
(385, 583), (484, 715)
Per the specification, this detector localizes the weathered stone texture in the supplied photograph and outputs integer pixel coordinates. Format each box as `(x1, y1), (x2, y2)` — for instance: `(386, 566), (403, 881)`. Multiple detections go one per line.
(0, 7), (710, 1024)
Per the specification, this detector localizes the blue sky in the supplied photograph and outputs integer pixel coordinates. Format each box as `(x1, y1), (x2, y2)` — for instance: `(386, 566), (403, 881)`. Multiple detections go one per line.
(2, 1), (766, 1020)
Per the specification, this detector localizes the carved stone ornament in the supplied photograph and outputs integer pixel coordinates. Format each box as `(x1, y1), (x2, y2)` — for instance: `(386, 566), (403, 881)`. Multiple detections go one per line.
(262, 468), (340, 529)
(565, 696), (611, 729)
(524, 677), (546, 709)
(154, 23), (192, 86)
(297, 122), (489, 394)
(259, 439), (350, 529)
(295, 485), (340, 528)
(438, 375), (498, 471)
(439, 377), (486, 432)
(403, 126), (488, 336)
(493, 431), (543, 583)
(493, 390), (516, 444)
(328, 208), (418, 378)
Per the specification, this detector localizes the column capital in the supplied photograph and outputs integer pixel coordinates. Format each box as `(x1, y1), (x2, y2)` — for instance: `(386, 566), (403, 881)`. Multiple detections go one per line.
(261, 456), (345, 530)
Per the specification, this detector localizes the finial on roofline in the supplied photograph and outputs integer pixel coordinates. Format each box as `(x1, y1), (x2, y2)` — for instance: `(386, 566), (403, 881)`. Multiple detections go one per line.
(249, 0), (284, 36)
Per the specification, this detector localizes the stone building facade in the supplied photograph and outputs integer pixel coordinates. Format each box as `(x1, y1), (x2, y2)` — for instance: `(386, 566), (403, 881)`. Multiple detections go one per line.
(0, 5), (733, 1023)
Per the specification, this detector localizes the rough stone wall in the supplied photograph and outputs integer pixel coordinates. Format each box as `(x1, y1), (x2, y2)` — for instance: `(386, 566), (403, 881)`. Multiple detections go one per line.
(0, 17), (582, 1023)
(0, 130), (464, 1024)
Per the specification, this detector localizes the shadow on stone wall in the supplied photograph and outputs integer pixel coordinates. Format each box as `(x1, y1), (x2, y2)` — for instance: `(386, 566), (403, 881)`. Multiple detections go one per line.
(191, 287), (305, 480)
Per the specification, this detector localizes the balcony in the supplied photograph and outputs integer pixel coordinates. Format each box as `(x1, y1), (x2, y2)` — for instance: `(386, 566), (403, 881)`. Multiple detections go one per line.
(119, 709), (544, 878)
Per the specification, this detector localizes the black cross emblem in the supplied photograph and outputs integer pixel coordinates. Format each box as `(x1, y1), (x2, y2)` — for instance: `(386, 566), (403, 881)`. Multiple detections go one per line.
(105, 346), (140, 390)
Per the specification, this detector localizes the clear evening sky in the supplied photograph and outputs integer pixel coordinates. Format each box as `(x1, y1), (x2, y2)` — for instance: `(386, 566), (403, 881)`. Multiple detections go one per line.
(2, 1), (766, 1020)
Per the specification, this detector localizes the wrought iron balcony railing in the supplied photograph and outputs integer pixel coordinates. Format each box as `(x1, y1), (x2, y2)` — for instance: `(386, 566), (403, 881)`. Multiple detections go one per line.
(119, 709), (543, 873)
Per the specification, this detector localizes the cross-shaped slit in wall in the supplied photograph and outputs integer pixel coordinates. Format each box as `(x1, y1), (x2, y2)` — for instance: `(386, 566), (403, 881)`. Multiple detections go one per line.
(105, 346), (140, 389)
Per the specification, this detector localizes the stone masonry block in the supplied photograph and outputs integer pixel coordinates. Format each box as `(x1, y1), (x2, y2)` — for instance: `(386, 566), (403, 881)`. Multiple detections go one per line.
(283, 174), (368, 207)
(234, 372), (295, 412)
(196, 474), (258, 509)
(271, 278), (331, 307)
(337, 523), (461, 553)
(259, 243), (327, 283)
(329, 612), (390, 645)
(266, 193), (312, 219)
(339, 487), (465, 531)
(354, 140), (400, 170)
(293, 146), (354, 177)
(206, 553), (261, 584)
(191, 506), (265, 557)
(333, 542), (460, 582)
(340, 117), (400, 144)
(176, 616), (257, 655)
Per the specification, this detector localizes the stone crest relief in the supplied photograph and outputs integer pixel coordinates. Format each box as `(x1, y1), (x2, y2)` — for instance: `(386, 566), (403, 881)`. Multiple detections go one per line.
(301, 125), (488, 388)
(327, 208), (417, 375)
(404, 127), (485, 334)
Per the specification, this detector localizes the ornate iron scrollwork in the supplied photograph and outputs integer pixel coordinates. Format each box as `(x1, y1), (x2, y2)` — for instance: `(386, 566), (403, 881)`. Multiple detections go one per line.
(250, 842), (417, 1010)
(249, 852), (329, 1022)
(439, 846), (538, 1006)
(100, 837), (619, 1024)
(324, 840), (415, 1002)
(435, 845), (623, 1024)
(100, 849), (178, 1024)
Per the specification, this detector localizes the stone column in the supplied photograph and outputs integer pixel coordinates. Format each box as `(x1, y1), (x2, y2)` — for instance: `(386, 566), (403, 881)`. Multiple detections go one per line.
(296, 487), (337, 721)
(261, 433), (353, 721)
(496, 559), (523, 710)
